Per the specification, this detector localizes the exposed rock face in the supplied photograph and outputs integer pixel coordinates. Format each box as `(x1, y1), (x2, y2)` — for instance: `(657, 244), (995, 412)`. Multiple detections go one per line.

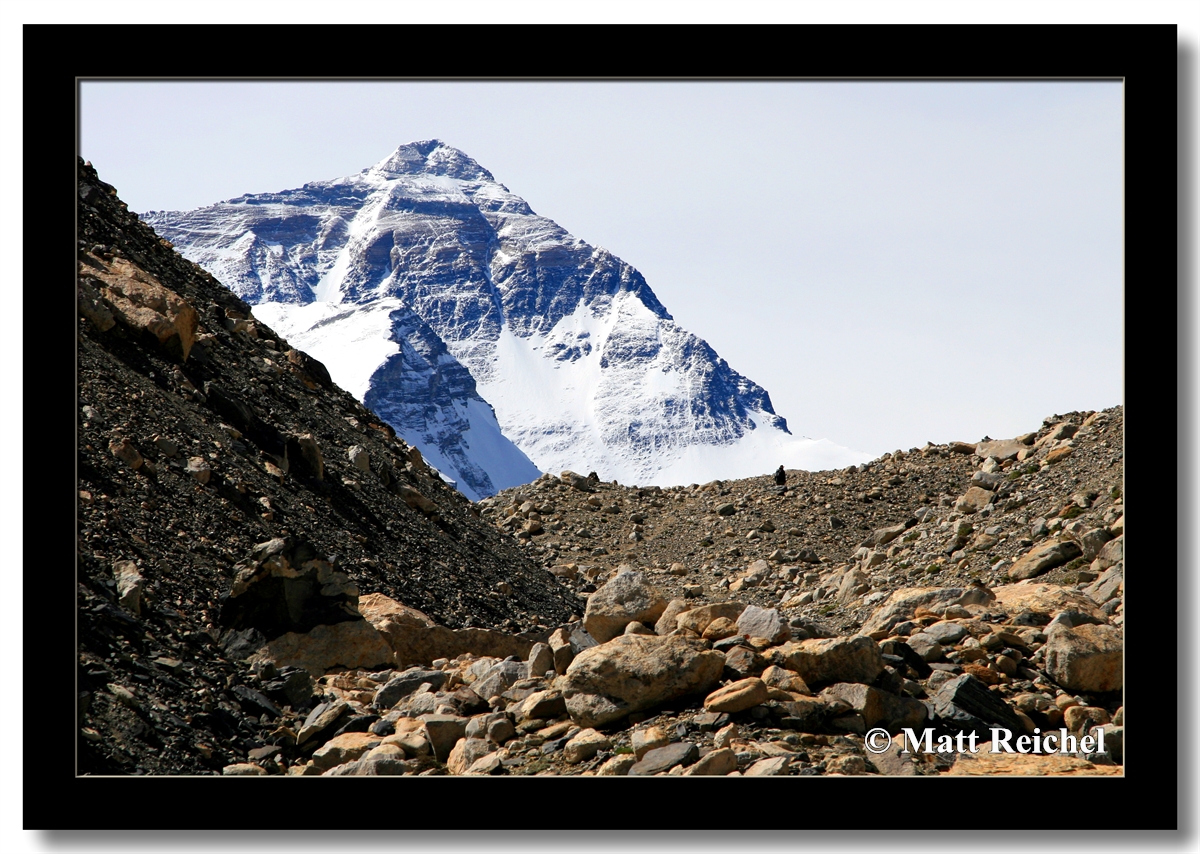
(80, 254), (198, 362)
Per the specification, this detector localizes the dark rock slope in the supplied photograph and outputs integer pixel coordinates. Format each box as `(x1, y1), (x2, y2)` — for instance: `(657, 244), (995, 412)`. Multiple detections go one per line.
(76, 159), (577, 774)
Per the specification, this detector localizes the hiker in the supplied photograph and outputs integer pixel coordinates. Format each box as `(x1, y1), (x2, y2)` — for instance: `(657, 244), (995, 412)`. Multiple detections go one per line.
(774, 465), (786, 486)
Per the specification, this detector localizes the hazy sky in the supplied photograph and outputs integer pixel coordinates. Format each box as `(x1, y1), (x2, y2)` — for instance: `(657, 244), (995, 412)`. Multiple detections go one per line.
(80, 80), (1123, 458)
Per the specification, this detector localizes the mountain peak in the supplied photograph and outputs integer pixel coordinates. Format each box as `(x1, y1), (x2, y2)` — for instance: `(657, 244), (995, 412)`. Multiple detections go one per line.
(369, 139), (493, 181)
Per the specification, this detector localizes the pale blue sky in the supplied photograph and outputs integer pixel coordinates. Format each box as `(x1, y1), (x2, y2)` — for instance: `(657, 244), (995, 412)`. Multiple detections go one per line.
(80, 80), (1123, 457)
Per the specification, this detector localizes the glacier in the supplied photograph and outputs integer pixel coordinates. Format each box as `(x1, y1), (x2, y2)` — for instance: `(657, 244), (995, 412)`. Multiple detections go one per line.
(144, 140), (867, 498)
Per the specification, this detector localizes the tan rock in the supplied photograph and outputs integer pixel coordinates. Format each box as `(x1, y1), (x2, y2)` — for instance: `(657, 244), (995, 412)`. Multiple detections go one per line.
(1094, 535), (1124, 571)
(702, 617), (739, 641)
(773, 636), (884, 688)
(253, 620), (395, 676)
(111, 560), (145, 615)
(654, 599), (692, 635)
(87, 257), (198, 361)
(1007, 538), (1082, 581)
(704, 677), (770, 713)
(683, 748), (739, 775)
(955, 486), (995, 514)
(675, 602), (746, 636)
(108, 438), (144, 470)
(1043, 624), (1123, 692)
(563, 634), (724, 728)
(447, 737), (493, 775)
(861, 587), (995, 636)
(311, 732), (382, 771)
(989, 584), (1105, 621)
(583, 570), (667, 643)
(186, 456), (212, 484)
(761, 665), (811, 695)
(950, 748), (1121, 776)
(1063, 705), (1111, 734)
(358, 592), (532, 666)
(564, 728), (611, 764)
(714, 722), (739, 749)
(744, 756), (790, 776)
(736, 605), (791, 644)
(1045, 447), (1075, 464)
(975, 439), (1027, 461)
(222, 763), (268, 776)
(597, 755), (638, 776)
(632, 726), (669, 760)
(398, 484), (437, 513)
(870, 734), (918, 776)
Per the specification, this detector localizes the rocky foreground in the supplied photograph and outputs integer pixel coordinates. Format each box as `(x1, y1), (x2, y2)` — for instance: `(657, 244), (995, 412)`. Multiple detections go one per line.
(77, 158), (1124, 777)
(242, 407), (1122, 778)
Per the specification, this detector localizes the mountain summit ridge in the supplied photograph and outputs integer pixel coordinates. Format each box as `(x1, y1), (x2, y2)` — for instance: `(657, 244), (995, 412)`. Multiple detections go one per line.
(144, 141), (866, 497)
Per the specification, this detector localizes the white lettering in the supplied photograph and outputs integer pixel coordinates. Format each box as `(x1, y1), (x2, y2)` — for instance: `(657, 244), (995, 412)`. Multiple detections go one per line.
(990, 728), (1015, 753)
(901, 728), (932, 754)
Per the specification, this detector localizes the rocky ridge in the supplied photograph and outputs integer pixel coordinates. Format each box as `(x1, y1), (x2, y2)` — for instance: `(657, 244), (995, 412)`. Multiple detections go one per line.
(78, 159), (1124, 777)
(76, 158), (578, 775)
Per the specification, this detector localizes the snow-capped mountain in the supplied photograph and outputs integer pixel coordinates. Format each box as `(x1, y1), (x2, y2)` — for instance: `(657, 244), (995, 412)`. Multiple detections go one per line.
(144, 140), (865, 498)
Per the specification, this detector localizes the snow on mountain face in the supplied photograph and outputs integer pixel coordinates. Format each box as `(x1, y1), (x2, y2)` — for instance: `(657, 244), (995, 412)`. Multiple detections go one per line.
(144, 140), (866, 497)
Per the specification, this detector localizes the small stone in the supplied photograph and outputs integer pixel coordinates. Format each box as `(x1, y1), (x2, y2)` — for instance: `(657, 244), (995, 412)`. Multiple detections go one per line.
(744, 756), (790, 776)
(632, 726), (669, 760)
(111, 559), (145, 615)
(683, 748), (739, 775)
(563, 728), (611, 764)
(714, 722), (739, 749)
(186, 456), (211, 484)
(222, 763), (268, 776)
(1045, 447), (1075, 464)
(826, 755), (867, 775)
(702, 617), (739, 641)
(703, 677), (770, 713)
(108, 438), (144, 469)
(597, 754), (638, 776)
(348, 444), (371, 473)
(629, 742), (699, 775)
(447, 737), (493, 775)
